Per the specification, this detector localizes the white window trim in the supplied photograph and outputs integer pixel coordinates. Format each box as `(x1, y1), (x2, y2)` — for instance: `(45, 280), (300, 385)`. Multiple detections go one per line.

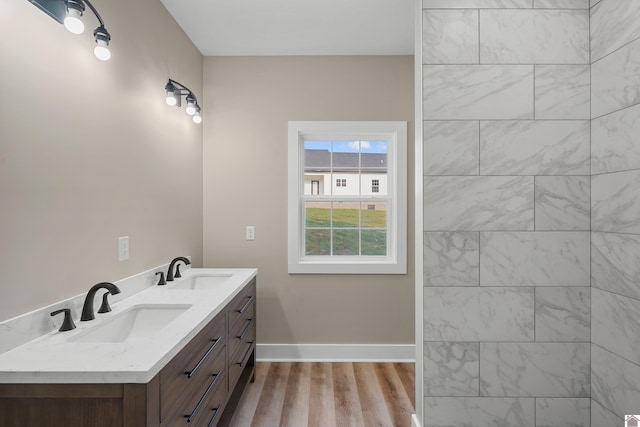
(288, 121), (407, 274)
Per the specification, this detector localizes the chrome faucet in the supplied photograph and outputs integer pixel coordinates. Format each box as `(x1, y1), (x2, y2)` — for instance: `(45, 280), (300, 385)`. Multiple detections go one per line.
(167, 256), (190, 281)
(81, 282), (121, 321)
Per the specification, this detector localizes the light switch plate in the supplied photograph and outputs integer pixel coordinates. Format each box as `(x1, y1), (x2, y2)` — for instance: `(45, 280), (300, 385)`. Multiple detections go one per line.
(246, 226), (255, 241)
(118, 236), (129, 261)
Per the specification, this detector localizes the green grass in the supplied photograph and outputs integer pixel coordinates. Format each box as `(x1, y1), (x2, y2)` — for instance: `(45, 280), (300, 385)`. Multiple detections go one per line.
(305, 229), (330, 255)
(305, 208), (331, 227)
(304, 208), (387, 256)
(333, 229), (359, 255)
(305, 208), (386, 228)
(361, 230), (386, 256)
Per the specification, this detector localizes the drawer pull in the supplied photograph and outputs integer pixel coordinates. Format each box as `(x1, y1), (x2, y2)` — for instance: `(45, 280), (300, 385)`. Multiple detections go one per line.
(185, 371), (222, 423)
(236, 341), (254, 366)
(206, 405), (222, 427)
(236, 318), (254, 341)
(236, 295), (255, 314)
(185, 337), (222, 379)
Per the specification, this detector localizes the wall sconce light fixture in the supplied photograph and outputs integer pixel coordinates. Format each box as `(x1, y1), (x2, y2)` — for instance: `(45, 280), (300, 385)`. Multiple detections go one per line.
(64, 0), (111, 61)
(27, 0), (111, 61)
(165, 79), (202, 124)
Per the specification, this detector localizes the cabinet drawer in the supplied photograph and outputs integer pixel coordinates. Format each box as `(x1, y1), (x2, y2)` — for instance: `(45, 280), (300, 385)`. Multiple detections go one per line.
(200, 384), (227, 427)
(228, 304), (255, 359)
(228, 326), (255, 392)
(160, 313), (225, 420)
(228, 278), (256, 330)
(162, 356), (226, 427)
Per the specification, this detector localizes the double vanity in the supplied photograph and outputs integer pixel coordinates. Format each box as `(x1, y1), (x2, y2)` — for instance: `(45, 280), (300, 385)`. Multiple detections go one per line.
(0, 266), (257, 427)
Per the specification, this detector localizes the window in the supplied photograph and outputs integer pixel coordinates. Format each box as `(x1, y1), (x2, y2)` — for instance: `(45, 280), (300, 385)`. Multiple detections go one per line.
(288, 121), (407, 274)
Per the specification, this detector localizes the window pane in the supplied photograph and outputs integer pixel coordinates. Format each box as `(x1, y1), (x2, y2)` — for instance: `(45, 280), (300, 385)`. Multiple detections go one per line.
(306, 178), (321, 195)
(305, 202), (331, 227)
(305, 229), (330, 255)
(333, 229), (359, 255)
(362, 141), (387, 168)
(361, 230), (387, 256)
(332, 140), (360, 196)
(333, 174), (358, 196)
(361, 202), (387, 228)
(332, 202), (359, 228)
(304, 141), (331, 196)
(360, 173), (387, 196)
(332, 140), (360, 154)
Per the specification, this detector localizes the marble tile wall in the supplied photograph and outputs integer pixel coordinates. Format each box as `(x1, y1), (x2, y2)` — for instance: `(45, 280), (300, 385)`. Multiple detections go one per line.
(479, 231), (590, 287)
(479, 10), (589, 64)
(424, 397), (535, 427)
(534, 65), (590, 119)
(423, 65), (534, 119)
(479, 120), (589, 175)
(422, 1), (592, 426)
(479, 343), (590, 397)
(590, 1), (640, 422)
(590, 0), (640, 62)
(536, 398), (591, 427)
(592, 103), (640, 174)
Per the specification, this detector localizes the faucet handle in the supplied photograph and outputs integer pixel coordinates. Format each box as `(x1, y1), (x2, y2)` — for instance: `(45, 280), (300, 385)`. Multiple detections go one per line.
(97, 292), (113, 314)
(175, 264), (183, 278)
(50, 309), (76, 332)
(155, 271), (166, 286)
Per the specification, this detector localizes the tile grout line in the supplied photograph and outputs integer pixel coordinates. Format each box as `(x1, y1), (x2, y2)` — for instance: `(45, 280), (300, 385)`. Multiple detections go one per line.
(588, 7), (593, 426)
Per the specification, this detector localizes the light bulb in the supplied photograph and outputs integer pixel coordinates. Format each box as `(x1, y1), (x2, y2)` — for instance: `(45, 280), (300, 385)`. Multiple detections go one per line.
(92, 26), (111, 61)
(193, 111), (202, 124)
(185, 94), (196, 115)
(165, 82), (177, 106)
(64, 8), (84, 34)
(94, 40), (111, 61)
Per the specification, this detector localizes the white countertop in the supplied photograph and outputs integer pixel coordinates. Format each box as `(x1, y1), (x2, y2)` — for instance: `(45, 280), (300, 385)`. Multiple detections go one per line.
(0, 268), (257, 384)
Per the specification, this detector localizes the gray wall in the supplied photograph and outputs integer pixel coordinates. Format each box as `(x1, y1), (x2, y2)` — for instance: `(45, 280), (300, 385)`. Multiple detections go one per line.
(421, 1), (591, 425)
(0, 0), (203, 321)
(590, 0), (640, 425)
(201, 56), (415, 346)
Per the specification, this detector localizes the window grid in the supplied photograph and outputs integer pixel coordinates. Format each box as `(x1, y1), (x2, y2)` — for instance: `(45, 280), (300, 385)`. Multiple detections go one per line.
(288, 120), (407, 274)
(304, 140), (388, 257)
(303, 198), (390, 257)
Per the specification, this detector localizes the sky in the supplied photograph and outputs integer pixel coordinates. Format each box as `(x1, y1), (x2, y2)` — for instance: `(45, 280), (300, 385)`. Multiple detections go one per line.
(304, 140), (388, 154)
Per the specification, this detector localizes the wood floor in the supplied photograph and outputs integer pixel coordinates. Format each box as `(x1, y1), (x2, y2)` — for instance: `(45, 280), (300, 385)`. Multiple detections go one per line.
(224, 362), (415, 427)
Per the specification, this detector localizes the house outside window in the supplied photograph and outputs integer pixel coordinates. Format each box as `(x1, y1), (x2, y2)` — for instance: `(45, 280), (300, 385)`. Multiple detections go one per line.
(288, 121), (407, 274)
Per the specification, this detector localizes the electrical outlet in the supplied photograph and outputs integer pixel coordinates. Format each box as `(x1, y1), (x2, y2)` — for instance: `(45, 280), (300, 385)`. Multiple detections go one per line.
(246, 226), (255, 241)
(118, 236), (129, 261)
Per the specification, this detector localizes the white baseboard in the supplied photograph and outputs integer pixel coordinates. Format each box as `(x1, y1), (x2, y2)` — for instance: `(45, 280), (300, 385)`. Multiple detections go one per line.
(411, 414), (422, 427)
(256, 343), (415, 362)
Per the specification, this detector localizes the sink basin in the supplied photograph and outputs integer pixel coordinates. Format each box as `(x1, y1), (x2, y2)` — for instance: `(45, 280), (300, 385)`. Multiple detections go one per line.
(168, 274), (233, 290)
(70, 304), (191, 343)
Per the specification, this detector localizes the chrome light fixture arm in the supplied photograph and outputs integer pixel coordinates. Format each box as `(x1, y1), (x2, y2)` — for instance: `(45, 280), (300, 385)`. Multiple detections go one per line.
(83, 0), (104, 27)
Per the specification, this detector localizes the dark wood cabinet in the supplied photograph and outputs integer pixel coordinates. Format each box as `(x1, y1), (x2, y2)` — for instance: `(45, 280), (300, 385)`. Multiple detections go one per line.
(0, 277), (257, 427)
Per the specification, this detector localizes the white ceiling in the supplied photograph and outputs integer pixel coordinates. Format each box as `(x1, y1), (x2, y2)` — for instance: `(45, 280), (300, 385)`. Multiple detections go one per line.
(159, 0), (415, 56)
